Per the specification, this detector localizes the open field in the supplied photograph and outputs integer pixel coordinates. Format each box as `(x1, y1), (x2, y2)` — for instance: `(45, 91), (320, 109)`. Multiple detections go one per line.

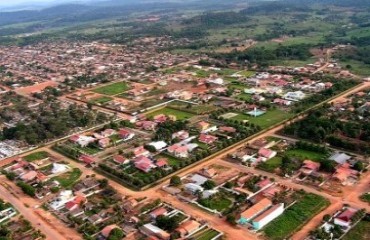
(23, 151), (49, 162)
(231, 109), (293, 129)
(146, 107), (195, 120)
(52, 168), (82, 188)
(92, 82), (130, 95)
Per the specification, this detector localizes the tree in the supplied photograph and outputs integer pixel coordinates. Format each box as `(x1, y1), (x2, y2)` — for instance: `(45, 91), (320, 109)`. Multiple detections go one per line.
(202, 180), (216, 190)
(156, 215), (179, 231)
(226, 214), (237, 225)
(353, 161), (364, 171)
(107, 228), (124, 240)
(170, 176), (182, 186)
(144, 144), (157, 153)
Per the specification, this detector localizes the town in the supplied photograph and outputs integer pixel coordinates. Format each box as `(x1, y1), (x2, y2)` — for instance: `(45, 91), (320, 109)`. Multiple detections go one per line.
(0, 0), (369, 240)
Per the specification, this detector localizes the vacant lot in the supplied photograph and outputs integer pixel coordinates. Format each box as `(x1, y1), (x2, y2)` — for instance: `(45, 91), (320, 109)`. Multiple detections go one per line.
(89, 96), (113, 104)
(263, 192), (329, 240)
(285, 149), (327, 162)
(146, 107), (195, 120)
(231, 109), (293, 128)
(52, 168), (82, 188)
(23, 151), (49, 162)
(92, 82), (130, 95)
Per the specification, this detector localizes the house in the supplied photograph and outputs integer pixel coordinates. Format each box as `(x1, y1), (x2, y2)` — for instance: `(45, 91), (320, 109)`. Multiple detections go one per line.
(258, 148), (277, 159)
(207, 78), (224, 86)
(153, 114), (167, 123)
(219, 126), (236, 133)
(79, 155), (96, 165)
(238, 198), (272, 224)
(134, 156), (156, 173)
(197, 121), (210, 131)
(329, 152), (351, 165)
(256, 178), (272, 189)
(156, 158), (168, 168)
(98, 137), (110, 148)
(69, 135), (95, 147)
(334, 207), (358, 228)
(65, 195), (86, 211)
(333, 164), (359, 185)
(88, 214), (103, 225)
(184, 183), (204, 194)
(174, 146), (189, 158)
(113, 155), (128, 165)
(118, 128), (135, 140)
(199, 134), (218, 145)
(136, 121), (157, 131)
(149, 141), (167, 151)
(20, 171), (38, 182)
(252, 203), (284, 230)
(100, 129), (116, 138)
(172, 130), (189, 140)
(122, 198), (139, 212)
(49, 190), (74, 210)
(300, 160), (321, 175)
(273, 98), (292, 106)
(149, 207), (167, 219)
(283, 91), (306, 101)
(100, 225), (119, 238)
(176, 220), (201, 237)
(199, 168), (217, 178)
(133, 146), (150, 157)
(140, 223), (170, 240)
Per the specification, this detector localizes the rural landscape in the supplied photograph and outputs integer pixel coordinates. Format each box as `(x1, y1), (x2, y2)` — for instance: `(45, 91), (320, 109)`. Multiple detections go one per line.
(0, 0), (369, 239)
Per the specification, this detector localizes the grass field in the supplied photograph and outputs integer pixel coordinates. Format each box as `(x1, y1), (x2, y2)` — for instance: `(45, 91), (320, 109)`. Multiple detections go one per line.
(360, 193), (370, 203)
(156, 153), (181, 167)
(231, 109), (293, 128)
(23, 151), (49, 162)
(285, 149), (327, 162)
(342, 218), (370, 240)
(52, 168), (82, 188)
(198, 195), (232, 212)
(146, 107), (195, 120)
(89, 96), (113, 104)
(258, 156), (282, 172)
(263, 192), (330, 240)
(92, 82), (130, 95)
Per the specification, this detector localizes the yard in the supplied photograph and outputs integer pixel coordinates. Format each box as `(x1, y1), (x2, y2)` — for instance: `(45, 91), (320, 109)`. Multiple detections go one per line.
(191, 228), (221, 240)
(197, 194), (233, 212)
(263, 192), (330, 240)
(23, 151), (49, 162)
(92, 82), (130, 95)
(258, 157), (282, 172)
(52, 168), (82, 188)
(156, 153), (182, 167)
(231, 109), (293, 129)
(146, 107), (195, 120)
(342, 218), (370, 240)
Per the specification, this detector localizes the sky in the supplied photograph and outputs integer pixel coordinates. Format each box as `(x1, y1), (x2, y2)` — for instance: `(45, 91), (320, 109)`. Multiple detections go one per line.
(0, 0), (74, 7)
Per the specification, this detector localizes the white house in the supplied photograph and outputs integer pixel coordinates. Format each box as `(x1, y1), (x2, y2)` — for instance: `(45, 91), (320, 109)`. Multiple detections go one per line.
(283, 91), (306, 101)
(149, 141), (168, 151)
(184, 183), (204, 194)
(49, 190), (74, 210)
(252, 204), (284, 230)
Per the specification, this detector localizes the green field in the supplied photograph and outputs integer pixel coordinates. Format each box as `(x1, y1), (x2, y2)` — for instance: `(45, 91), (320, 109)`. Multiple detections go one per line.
(263, 192), (330, 240)
(92, 82), (130, 95)
(52, 168), (82, 188)
(146, 107), (195, 120)
(89, 96), (113, 104)
(342, 218), (370, 240)
(258, 156), (282, 172)
(285, 149), (327, 162)
(156, 153), (182, 167)
(198, 195), (232, 212)
(231, 109), (293, 128)
(360, 193), (370, 203)
(23, 151), (49, 162)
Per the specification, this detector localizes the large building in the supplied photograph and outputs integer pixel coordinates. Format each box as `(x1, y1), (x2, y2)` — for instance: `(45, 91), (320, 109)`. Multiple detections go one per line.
(252, 203), (284, 230)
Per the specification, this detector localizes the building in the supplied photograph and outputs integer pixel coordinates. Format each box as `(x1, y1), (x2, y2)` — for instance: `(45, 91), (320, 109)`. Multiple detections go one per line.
(176, 220), (201, 237)
(149, 141), (167, 151)
(300, 160), (321, 175)
(199, 134), (218, 145)
(283, 91), (306, 101)
(251, 204), (284, 230)
(329, 152), (352, 165)
(172, 130), (189, 140)
(258, 148), (277, 159)
(238, 198), (272, 224)
(334, 207), (358, 228)
(149, 207), (167, 219)
(184, 183), (204, 194)
(140, 223), (170, 240)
